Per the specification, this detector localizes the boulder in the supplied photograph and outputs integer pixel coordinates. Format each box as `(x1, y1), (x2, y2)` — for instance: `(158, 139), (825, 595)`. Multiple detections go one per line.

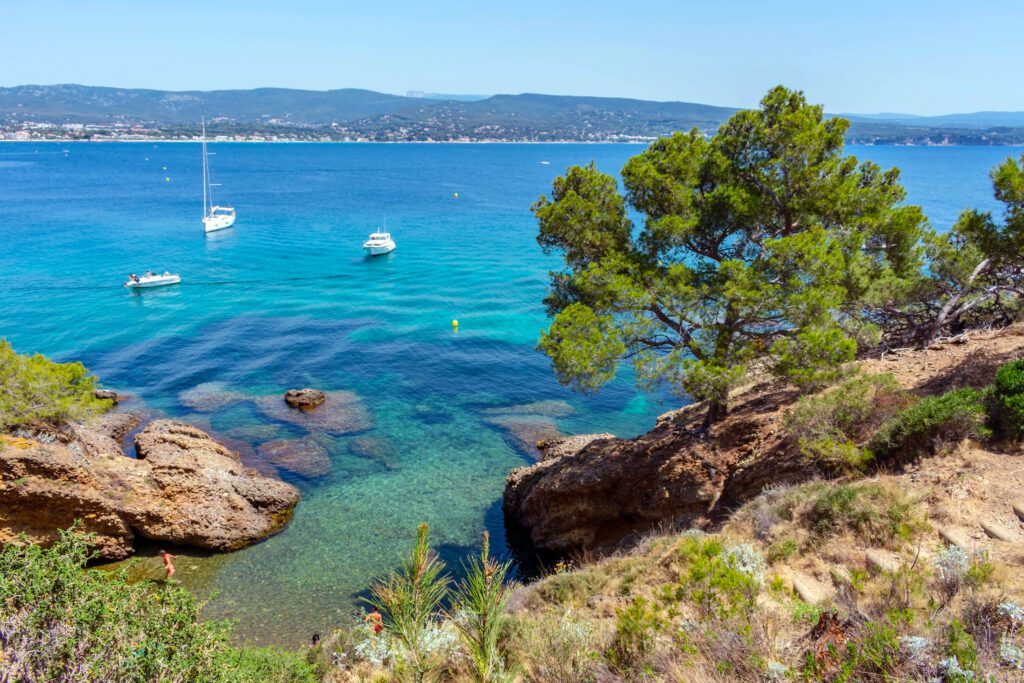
(0, 419), (300, 560)
(128, 421), (300, 550)
(258, 438), (332, 478)
(93, 389), (119, 404)
(255, 391), (371, 434)
(284, 388), (326, 410)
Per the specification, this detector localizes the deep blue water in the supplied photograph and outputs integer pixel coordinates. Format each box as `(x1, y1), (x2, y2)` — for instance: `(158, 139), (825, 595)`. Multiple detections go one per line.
(0, 142), (1017, 644)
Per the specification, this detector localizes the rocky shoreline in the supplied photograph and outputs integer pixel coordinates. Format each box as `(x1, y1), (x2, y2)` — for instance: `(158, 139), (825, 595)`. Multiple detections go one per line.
(0, 410), (300, 560)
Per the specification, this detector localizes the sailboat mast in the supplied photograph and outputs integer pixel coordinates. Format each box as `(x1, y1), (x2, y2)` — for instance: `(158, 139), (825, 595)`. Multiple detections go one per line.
(201, 118), (208, 218)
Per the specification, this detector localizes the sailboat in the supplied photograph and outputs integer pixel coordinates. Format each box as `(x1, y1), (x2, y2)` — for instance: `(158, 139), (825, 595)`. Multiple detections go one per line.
(201, 118), (236, 233)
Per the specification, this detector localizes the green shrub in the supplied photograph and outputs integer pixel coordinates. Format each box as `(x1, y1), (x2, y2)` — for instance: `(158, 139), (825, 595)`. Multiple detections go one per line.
(607, 596), (665, 674)
(785, 373), (911, 470)
(868, 387), (991, 463)
(804, 483), (926, 547)
(0, 527), (317, 682)
(992, 358), (1024, 439)
(767, 538), (799, 564)
(0, 339), (111, 430)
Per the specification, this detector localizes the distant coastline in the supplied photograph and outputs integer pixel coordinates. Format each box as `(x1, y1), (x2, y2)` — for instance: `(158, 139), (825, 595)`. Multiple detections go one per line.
(6, 85), (1024, 146)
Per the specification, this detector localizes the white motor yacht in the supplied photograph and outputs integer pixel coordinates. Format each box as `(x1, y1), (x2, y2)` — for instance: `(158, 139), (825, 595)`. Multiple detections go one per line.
(363, 231), (396, 256)
(124, 272), (182, 289)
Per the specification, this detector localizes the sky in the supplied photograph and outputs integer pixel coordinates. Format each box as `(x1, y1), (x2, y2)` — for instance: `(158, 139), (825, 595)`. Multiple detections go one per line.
(2, 0), (1022, 115)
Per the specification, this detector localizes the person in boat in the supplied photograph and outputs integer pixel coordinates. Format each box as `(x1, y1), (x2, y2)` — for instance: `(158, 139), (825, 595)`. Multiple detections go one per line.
(129, 273), (138, 282)
(163, 271), (170, 276)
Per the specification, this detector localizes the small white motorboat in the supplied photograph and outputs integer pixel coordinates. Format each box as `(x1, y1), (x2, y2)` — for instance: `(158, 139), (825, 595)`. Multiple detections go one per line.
(124, 271), (182, 289)
(363, 231), (396, 256)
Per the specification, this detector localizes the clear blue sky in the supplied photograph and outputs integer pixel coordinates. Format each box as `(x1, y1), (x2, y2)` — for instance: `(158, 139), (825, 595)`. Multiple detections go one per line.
(3, 0), (1023, 115)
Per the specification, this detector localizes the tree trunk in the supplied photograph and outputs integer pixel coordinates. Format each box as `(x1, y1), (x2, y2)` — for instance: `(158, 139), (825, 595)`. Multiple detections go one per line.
(923, 257), (991, 346)
(701, 399), (728, 434)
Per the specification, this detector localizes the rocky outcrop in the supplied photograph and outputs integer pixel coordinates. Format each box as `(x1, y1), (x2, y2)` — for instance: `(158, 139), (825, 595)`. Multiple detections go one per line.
(504, 325), (1024, 558)
(0, 417), (300, 559)
(536, 433), (615, 461)
(504, 386), (813, 555)
(93, 389), (119, 404)
(284, 388), (326, 409)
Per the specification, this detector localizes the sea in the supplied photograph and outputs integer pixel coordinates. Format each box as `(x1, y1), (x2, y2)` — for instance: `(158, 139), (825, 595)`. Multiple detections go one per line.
(0, 141), (1016, 645)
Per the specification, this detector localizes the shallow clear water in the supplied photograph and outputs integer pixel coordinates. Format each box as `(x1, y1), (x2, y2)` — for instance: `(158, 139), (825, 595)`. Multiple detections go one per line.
(0, 141), (1016, 645)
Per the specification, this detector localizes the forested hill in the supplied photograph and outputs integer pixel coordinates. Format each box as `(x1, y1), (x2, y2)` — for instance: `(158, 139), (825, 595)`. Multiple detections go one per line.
(3, 84), (1024, 144)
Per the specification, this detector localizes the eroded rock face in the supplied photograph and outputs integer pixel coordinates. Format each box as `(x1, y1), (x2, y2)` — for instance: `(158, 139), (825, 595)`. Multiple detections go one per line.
(504, 384), (815, 556)
(0, 417), (300, 559)
(284, 388), (326, 410)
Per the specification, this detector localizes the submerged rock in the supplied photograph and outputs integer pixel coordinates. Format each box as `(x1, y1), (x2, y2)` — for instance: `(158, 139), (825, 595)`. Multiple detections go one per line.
(348, 435), (400, 470)
(258, 438), (332, 478)
(483, 399), (576, 418)
(284, 388), (326, 410)
(178, 382), (246, 412)
(0, 418), (300, 560)
(255, 391), (371, 434)
(484, 414), (563, 460)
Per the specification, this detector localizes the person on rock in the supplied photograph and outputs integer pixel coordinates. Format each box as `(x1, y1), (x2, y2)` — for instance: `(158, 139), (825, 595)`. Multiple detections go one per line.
(158, 549), (176, 581)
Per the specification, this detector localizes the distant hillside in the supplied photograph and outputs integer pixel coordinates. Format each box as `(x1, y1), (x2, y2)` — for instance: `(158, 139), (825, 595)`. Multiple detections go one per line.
(0, 84), (420, 124)
(848, 110), (1024, 130)
(3, 84), (1024, 144)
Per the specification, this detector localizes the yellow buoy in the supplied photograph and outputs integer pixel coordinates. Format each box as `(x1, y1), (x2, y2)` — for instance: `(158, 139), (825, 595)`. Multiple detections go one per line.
(452, 319), (459, 330)
(165, 177), (170, 182)
(454, 192), (458, 199)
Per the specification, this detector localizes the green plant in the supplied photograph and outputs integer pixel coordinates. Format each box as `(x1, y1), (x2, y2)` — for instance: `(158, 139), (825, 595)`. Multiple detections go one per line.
(448, 531), (517, 683)
(607, 596), (665, 674)
(767, 538), (799, 564)
(992, 358), (1024, 439)
(0, 339), (111, 430)
(0, 526), (316, 682)
(536, 568), (609, 608)
(869, 387), (991, 462)
(533, 86), (926, 427)
(671, 536), (764, 622)
(785, 373), (911, 470)
(369, 523), (452, 683)
(805, 483), (925, 546)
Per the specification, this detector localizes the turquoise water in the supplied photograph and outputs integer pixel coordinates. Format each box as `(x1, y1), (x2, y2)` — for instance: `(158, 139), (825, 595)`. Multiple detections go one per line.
(0, 142), (1016, 645)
